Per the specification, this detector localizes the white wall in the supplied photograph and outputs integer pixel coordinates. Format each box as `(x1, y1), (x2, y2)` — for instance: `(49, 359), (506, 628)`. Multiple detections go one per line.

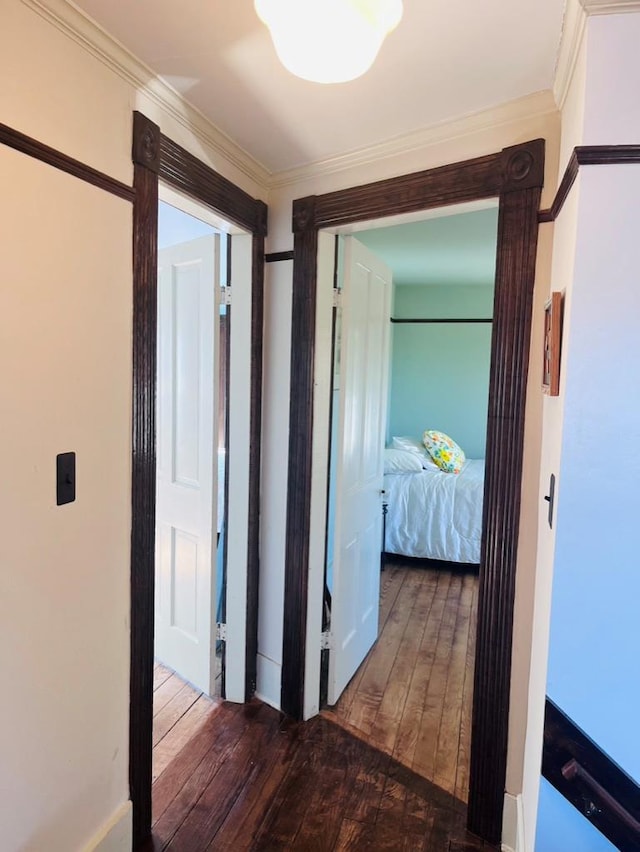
(0, 141), (132, 852)
(550, 162), (640, 768)
(546, 7), (640, 778)
(519, 27), (589, 849)
(582, 12), (640, 145)
(520, 180), (582, 852)
(525, 8), (640, 849)
(0, 1), (265, 848)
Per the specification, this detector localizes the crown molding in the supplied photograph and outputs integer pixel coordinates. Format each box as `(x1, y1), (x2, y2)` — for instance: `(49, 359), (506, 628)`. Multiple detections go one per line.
(30, 0), (636, 197)
(553, 0), (588, 110)
(269, 90), (558, 190)
(554, 0), (640, 108)
(582, 0), (640, 12)
(21, 0), (272, 192)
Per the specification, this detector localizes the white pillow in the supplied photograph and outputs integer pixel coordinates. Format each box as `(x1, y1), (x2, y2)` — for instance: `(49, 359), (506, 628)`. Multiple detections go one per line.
(383, 448), (423, 475)
(389, 436), (439, 470)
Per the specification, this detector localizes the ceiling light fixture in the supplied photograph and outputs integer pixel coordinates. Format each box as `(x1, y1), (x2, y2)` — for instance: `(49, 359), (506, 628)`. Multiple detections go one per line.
(254, 0), (403, 84)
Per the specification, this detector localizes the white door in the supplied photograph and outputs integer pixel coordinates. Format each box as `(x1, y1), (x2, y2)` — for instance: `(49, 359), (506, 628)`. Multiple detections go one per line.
(155, 234), (220, 695)
(328, 236), (392, 704)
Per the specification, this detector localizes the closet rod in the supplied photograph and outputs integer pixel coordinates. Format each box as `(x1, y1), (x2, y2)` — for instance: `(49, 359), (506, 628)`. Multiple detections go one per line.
(390, 317), (493, 324)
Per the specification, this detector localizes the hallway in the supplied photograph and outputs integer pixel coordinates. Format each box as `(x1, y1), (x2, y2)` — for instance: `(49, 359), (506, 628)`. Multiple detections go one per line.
(147, 564), (488, 850)
(147, 696), (495, 850)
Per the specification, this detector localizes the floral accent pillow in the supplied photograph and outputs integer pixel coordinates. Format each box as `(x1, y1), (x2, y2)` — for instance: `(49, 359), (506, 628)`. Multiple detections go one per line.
(422, 430), (465, 474)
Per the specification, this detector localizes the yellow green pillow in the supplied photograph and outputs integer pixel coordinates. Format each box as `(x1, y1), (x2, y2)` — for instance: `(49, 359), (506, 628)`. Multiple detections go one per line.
(422, 430), (465, 474)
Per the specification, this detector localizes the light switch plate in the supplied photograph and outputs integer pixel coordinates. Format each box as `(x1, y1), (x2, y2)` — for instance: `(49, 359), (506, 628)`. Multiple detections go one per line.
(56, 452), (76, 505)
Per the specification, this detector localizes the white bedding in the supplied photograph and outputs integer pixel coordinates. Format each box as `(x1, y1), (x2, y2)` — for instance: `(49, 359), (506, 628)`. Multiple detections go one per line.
(383, 458), (485, 564)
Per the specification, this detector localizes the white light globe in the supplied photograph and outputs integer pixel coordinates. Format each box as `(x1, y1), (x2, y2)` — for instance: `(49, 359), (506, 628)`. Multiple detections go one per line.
(255, 0), (403, 84)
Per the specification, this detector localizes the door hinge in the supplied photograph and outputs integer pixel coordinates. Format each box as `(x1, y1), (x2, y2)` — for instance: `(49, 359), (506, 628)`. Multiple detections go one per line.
(221, 286), (232, 306)
(332, 288), (342, 309)
(320, 630), (332, 650)
(216, 622), (227, 641)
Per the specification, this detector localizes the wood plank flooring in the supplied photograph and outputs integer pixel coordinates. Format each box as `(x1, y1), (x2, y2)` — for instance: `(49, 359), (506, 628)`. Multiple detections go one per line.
(153, 662), (223, 782)
(148, 697), (496, 851)
(323, 563), (478, 802)
(147, 563), (485, 850)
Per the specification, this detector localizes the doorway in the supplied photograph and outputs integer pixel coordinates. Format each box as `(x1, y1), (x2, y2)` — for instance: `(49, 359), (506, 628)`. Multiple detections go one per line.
(151, 197), (229, 787)
(321, 205), (497, 801)
(130, 111), (267, 847)
(154, 198), (227, 700)
(282, 139), (545, 845)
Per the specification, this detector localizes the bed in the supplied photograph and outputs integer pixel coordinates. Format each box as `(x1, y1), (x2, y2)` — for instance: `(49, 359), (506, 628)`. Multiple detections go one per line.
(382, 442), (485, 565)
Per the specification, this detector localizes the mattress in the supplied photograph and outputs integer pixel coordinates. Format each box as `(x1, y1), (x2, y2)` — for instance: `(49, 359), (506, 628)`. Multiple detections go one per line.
(383, 458), (485, 564)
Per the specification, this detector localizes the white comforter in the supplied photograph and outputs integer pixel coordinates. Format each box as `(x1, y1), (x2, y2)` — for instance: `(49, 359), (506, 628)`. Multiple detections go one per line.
(383, 458), (485, 564)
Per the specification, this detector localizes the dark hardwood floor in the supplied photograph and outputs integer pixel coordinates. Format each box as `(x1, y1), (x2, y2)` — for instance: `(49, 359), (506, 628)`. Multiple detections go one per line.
(148, 697), (495, 851)
(324, 563), (478, 802)
(147, 565), (487, 850)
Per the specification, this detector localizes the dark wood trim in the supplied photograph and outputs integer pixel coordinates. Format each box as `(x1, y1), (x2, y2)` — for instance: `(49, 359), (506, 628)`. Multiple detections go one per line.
(575, 143), (640, 166)
(538, 149), (578, 223)
(130, 111), (266, 847)
(282, 221), (319, 718)
(301, 139), (544, 231)
(265, 250), (294, 262)
(539, 144), (640, 222)
(282, 139), (545, 846)
(158, 134), (266, 235)
(132, 111), (161, 175)
(130, 115), (160, 847)
(466, 184), (541, 840)
(0, 121), (135, 202)
(543, 698), (640, 851)
(391, 317), (493, 324)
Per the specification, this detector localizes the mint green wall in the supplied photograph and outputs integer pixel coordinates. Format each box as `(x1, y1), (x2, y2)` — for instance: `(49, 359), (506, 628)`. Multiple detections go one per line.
(388, 284), (494, 459)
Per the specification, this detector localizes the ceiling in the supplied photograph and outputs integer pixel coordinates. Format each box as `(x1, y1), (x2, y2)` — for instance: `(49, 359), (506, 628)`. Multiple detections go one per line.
(72, 0), (566, 176)
(356, 207), (499, 287)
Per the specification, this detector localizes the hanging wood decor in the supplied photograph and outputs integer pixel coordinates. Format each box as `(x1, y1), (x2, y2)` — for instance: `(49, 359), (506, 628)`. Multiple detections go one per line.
(543, 291), (563, 396)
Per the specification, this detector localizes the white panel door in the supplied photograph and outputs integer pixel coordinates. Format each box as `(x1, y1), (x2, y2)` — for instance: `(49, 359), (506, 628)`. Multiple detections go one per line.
(328, 236), (392, 705)
(155, 235), (220, 695)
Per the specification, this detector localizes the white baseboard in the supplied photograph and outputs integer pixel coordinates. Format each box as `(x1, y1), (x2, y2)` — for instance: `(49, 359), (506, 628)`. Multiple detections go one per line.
(83, 801), (132, 852)
(255, 653), (281, 710)
(502, 793), (525, 852)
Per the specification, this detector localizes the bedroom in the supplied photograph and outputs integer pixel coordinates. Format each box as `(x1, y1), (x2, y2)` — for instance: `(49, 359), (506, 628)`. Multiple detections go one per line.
(322, 202), (498, 801)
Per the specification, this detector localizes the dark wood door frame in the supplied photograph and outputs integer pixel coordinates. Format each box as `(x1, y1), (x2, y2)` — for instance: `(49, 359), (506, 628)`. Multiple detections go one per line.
(130, 111), (267, 848)
(282, 139), (545, 845)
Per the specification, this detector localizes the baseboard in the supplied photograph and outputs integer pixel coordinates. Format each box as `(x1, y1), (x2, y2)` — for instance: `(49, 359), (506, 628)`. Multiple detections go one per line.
(502, 793), (525, 852)
(255, 653), (281, 711)
(82, 801), (132, 852)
